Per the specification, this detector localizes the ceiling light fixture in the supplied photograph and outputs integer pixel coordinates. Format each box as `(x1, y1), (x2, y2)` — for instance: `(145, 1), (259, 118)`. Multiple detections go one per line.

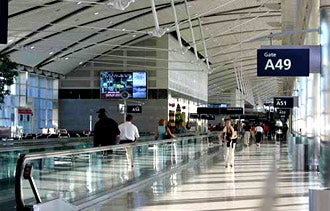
(94, 12), (99, 15)
(77, 1), (82, 5)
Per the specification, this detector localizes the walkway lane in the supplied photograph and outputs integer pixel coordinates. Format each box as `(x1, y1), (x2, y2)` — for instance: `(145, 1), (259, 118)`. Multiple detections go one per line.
(13, 136), (221, 208)
(90, 143), (321, 211)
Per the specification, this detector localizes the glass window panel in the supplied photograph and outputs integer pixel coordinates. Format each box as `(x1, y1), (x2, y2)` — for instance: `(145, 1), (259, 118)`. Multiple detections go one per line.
(39, 88), (47, 98)
(34, 99), (39, 109)
(20, 85), (26, 96)
(19, 73), (26, 83)
(53, 90), (58, 100)
(53, 80), (59, 89)
(47, 79), (52, 89)
(47, 109), (52, 119)
(39, 100), (46, 109)
(28, 87), (33, 97)
(29, 74), (37, 85)
(47, 90), (52, 99)
(46, 100), (52, 109)
(34, 87), (38, 97)
(38, 120), (45, 128)
(13, 96), (19, 107)
(39, 77), (46, 88)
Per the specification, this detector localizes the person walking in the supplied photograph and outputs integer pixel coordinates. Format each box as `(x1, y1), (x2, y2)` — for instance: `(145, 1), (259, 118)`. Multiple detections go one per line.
(255, 124), (263, 147)
(243, 123), (251, 146)
(222, 118), (237, 168)
(93, 108), (120, 147)
(250, 124), (256, 143)
(119, 114), (140, 167)
(154, 119), (176, 140)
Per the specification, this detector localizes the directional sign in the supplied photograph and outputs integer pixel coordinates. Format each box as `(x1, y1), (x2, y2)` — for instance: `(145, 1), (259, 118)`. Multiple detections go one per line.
(197, 107), (244, 115)
(257, 49), (310, 76)
(200, 114), (215, 120)
(274, 97), (294, 108)
(277, 108), (290, 117)
(197, 107), (219, 114)
(189, 113), (199, 119)
(127, 105), (142, 113)
(220, 107), (244, 115)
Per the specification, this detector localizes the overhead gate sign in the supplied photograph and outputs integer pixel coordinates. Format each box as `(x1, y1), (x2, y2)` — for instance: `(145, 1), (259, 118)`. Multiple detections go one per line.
(274, 97), (294, 108)
(257, 48), (310, 76)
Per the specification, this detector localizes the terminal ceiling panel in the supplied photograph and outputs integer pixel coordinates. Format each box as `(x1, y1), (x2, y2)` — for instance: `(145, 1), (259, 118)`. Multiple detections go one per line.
(1, 0), (291, 105)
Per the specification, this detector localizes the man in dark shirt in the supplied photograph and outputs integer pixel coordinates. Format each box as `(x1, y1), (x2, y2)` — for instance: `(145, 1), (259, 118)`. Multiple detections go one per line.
(93, 108), (120, 147)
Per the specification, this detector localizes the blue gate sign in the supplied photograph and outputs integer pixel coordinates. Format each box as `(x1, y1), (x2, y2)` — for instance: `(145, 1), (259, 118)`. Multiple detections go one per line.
(274, 97), (294, 108)
(257, 49), (310, 76)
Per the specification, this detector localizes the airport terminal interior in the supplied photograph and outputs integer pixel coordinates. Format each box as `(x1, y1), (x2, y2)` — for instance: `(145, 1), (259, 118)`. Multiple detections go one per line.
(1, 0), (330, 210)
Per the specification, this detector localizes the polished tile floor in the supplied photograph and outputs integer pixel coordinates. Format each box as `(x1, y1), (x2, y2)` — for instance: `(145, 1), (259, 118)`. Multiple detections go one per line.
(1, 138), (324, 211)
(87, 143), (321, 211)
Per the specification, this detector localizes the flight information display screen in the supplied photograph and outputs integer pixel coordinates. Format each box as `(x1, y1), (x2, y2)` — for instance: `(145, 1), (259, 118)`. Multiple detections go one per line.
(100, 71), (147, 99)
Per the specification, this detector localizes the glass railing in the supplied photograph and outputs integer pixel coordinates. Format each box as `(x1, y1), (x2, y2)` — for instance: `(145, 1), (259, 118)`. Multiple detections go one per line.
(288, 132), (320, 171)
(15, 133), (220, 210)
(1, 135), (159, 184)
(1, 138), (92, 186)
(320, 141), (330, 187)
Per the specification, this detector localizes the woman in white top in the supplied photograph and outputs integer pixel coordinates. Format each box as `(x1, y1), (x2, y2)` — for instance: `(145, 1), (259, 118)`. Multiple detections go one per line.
(222, 119), (237, 168)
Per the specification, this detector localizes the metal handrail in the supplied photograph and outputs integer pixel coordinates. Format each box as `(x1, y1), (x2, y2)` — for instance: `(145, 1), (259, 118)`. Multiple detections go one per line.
(15, 134), (214, 210)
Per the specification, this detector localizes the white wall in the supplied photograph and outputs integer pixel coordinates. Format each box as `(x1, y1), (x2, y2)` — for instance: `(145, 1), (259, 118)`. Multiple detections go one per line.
(60, 36), (169, 90)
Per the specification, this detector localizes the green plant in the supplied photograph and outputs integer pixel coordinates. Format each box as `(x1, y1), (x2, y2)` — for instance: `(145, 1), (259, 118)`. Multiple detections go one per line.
(0, 54), (19, 104)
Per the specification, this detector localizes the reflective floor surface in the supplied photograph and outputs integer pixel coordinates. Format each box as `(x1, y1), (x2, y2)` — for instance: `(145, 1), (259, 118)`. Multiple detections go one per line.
(0, 137), (325, 211)
(87, 142), (321, 211)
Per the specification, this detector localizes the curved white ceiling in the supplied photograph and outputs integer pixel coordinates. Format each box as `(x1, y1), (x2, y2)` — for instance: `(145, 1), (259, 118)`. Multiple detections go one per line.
(2, 0), (285, 104)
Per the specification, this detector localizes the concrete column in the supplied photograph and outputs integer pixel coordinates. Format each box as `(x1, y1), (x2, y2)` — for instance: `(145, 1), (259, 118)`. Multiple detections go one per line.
(297, 78), (307, 136)
(320, 1), (330, 187)
(306, 0), (321, 138)
(321, 2), (330, 142)
(292, 80), (299, 132)
(306, 76), (313, 138)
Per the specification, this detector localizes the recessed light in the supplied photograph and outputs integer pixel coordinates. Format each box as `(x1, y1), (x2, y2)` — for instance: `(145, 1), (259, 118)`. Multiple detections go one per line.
(94, 12), (99, 15)
(65, 57), (69, 60)
(49, 51), (54, 55)
(132, 34), (137, 38)
(30, 46), (35, 49)
(79, 62), (83, 65)
(77, 2), (82, 5)
(122, 29), (126, 31)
